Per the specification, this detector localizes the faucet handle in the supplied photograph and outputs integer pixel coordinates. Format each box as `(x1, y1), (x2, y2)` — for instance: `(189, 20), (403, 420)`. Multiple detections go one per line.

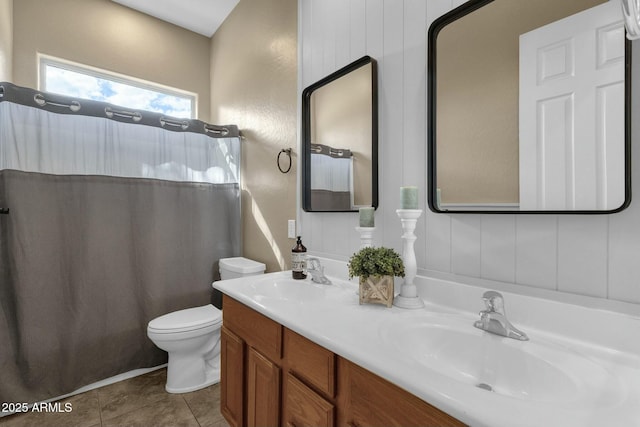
(306, 257), (323, 273)
(481, 291), (504, 313)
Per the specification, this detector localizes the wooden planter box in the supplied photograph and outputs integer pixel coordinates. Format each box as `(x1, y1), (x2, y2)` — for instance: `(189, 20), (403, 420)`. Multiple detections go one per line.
(359, 275), (394, 308)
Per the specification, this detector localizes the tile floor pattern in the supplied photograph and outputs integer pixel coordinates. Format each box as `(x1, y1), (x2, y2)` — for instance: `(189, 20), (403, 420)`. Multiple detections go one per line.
(0, 369), (230, 427)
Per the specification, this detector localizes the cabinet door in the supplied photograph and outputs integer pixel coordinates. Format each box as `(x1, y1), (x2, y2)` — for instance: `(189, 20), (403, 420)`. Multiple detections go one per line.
(338, 358), (465, 427)
(221, 327), (245, 427)
(284, 373), (335, 427)
(247, 347), (281, 427)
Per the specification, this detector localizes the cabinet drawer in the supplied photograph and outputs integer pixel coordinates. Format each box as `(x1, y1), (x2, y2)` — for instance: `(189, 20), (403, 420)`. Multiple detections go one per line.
(338, 358), (465, 427)
(284, 372), (335, 427)
(285, 328), (336, 397)
(223, 296), (282, 361)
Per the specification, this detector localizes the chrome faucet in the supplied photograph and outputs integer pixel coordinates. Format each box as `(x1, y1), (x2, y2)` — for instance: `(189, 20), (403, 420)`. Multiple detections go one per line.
(306, 257), (332, 285)
(473, 291), (528, 341)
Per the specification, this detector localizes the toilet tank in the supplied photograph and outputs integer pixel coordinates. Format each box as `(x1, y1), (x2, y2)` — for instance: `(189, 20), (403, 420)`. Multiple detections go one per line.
(219, 257), (266, 280)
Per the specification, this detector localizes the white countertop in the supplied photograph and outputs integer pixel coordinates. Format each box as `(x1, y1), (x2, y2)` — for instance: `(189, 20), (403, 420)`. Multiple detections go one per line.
(213, 269), (640, 427)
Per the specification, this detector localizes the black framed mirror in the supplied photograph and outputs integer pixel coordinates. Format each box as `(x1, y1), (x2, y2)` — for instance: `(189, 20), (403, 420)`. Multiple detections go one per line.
(302, 56), (378, 212)
(428, 0), (631, 214)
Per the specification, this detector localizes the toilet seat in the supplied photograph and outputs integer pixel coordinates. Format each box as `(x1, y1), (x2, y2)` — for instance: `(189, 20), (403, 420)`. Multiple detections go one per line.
(148, 304), (222, 334)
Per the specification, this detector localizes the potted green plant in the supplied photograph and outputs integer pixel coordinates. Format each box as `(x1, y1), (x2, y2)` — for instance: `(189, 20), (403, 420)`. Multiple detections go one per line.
(348, 246), (404, 307)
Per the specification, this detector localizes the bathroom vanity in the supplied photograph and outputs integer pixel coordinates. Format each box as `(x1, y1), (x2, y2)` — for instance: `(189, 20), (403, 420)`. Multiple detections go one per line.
(214, 270), (640, 427)
(219, 296), (463, 427)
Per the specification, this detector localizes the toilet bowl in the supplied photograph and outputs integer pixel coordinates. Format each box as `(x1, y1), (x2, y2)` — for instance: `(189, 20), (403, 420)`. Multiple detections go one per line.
(147, 256), (265, 394)
(147, 304), (222, 393)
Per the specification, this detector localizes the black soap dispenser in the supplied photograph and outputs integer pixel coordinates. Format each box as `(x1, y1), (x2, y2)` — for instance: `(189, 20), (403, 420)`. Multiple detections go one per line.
(292, 236), (307, 279)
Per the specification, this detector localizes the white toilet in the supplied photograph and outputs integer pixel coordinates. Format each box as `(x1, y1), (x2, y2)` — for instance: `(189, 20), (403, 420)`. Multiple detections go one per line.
(147, 257), (265, 393)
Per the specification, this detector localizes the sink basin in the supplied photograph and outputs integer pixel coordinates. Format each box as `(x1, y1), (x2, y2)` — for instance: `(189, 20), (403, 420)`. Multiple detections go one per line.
(381, 317), (624, 405)
(249, 275), (355, 305)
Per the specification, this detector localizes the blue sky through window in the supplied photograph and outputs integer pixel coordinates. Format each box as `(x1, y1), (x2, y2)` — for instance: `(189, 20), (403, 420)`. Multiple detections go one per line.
(44, 64), (194, 119)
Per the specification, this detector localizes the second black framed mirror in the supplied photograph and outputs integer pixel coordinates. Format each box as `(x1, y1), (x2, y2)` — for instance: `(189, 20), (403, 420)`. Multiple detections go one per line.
(428, 0), (631, 214)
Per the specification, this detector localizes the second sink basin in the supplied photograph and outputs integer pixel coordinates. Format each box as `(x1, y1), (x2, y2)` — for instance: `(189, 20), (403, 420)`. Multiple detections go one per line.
(381, 316), (624, 406)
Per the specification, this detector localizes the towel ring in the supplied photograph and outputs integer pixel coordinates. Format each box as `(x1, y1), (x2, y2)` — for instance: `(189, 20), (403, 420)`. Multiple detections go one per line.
(277, 148), (292, 174)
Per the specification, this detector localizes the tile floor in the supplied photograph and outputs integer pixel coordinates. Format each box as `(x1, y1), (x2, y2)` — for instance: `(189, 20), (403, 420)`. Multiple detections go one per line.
(0, 369), (229, 427)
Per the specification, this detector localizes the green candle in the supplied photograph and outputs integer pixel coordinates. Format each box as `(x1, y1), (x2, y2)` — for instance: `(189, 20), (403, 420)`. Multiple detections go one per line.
(400, 186), (418, 209)
(359, 207), (375, 227)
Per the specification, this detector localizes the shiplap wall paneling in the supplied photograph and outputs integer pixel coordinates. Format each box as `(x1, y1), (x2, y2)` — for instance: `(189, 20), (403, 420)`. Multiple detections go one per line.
(423, 0), (454, 275)
(379, 0), (406, 255)
(451, 216), (482, 277)
(402, 0), (428, 266)
(425, 210), (452, 272)
(515, 216), (558, 290)
(557, 216), (608, 298)
(298, 0), (640, 305)
(609, 208), (640, 303)
(481, 215), (517, 284)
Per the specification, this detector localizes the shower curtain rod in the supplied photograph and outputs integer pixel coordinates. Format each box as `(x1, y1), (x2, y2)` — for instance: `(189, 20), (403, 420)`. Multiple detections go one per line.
(311, 143), (353, 158)
(0, 82), (240, 139)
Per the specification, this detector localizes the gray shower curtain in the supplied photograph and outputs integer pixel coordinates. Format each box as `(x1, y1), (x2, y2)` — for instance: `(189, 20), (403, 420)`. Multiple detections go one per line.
(0, 83), (241, 405)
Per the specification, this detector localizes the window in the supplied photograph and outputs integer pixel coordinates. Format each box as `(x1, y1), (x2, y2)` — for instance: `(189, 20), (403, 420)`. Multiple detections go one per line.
(39, 55), (197, 119)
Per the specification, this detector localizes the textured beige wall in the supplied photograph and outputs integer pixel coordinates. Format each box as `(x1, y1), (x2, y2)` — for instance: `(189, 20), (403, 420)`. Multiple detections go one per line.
(0, 0), (12, 82)
(437, 0), (605, 204)
(210, 0), (297, 272)
(12, 0), (211, 119)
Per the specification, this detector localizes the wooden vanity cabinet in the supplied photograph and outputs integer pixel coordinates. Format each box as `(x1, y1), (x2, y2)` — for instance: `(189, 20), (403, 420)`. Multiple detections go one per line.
(220, 296), (465, 427)
(221, 297), (283, 427)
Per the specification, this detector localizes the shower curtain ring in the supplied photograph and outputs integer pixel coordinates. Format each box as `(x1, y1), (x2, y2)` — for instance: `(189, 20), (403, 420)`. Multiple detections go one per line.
(277, 148), (292, 173)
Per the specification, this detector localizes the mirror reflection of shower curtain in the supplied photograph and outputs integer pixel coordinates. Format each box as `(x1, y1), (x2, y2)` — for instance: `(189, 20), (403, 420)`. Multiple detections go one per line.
(310, 152), (353, 210)
(0, 83), (241, 405)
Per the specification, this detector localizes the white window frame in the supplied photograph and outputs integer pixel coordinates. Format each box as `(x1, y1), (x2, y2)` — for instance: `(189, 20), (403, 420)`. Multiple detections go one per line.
(38, 54), (198, 119)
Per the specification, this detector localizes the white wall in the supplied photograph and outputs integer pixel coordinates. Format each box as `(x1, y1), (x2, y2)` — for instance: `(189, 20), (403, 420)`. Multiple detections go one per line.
(298, 0), (640, 306)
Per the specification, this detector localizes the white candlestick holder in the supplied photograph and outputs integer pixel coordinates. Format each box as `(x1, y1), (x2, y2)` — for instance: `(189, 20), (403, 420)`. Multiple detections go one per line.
(355, 226), (376, 249)
(394, 209), (425, 309)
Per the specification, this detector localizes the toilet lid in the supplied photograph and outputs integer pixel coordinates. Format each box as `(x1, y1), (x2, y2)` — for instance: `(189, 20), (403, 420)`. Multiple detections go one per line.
(148, 304), (222, 333)
(220, 257), (266, 274)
